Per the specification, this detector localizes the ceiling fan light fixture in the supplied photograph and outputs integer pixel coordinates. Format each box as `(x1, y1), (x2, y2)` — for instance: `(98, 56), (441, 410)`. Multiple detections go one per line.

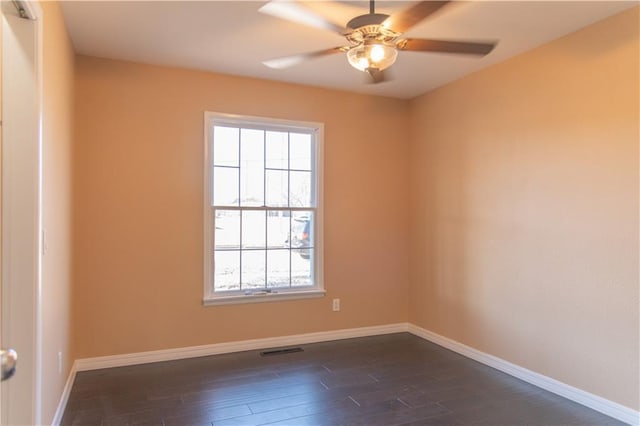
(347, 43), (397, 72)
(260, 0), (497, 85)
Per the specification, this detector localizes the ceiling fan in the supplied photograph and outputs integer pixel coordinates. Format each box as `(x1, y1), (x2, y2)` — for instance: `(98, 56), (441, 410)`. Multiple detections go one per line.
(260, 0), (497, 83)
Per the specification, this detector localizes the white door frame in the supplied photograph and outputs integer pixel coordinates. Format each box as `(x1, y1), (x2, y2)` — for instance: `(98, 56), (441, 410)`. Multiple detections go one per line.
(1, 1), (43, 424)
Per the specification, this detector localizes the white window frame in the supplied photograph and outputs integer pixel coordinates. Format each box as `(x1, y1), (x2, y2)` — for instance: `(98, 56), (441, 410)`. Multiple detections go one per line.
(203, 112), (325, 306)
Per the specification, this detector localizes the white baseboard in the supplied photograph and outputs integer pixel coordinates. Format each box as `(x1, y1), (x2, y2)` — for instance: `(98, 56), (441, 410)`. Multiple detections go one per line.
(51, 365), (77, 426)
(53, 322), (639, 426)
(53, 323), (407, 424)
(73, 323), (409, 371)
(407, 324), (639, 426)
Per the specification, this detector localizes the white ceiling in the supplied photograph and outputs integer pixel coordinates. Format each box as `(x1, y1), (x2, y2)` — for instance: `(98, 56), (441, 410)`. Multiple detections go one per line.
(60, 1), (636, 99)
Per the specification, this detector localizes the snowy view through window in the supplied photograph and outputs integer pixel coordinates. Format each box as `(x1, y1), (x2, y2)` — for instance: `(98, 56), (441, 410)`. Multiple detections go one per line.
(212, 125), (317, 292)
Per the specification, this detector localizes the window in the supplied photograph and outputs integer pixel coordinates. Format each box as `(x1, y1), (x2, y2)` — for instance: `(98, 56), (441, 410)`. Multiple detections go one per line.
(204, 112), (324, 305)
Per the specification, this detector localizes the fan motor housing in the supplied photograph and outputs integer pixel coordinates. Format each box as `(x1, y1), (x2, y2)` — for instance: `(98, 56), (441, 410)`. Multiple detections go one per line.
(346, 13), (388, 30)
(345, 13), (400, 45)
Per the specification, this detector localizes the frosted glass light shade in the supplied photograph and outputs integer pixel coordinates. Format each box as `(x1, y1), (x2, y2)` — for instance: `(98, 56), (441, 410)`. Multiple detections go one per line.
(347, 43), (398, 72)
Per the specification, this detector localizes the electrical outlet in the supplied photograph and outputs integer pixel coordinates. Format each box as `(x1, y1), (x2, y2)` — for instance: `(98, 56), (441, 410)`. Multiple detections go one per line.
(58, 351), (62, 374)
(332, 298), (340, 312)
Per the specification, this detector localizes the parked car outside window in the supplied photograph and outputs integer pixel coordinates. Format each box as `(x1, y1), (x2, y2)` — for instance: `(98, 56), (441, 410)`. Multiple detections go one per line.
(288, 216), (311, 259)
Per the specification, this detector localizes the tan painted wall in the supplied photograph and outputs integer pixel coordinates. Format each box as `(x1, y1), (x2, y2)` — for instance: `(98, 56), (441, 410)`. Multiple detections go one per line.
(41, 1), (75, 423)
(409, 7), (639, 410)
(72, 57), (410, 358)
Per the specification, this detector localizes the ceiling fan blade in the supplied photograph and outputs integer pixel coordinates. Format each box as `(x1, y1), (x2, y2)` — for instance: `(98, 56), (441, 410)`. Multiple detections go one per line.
(259, 0), (345, 34)
(397, 38), (496, 56)
(263, 47), (348, 69)
(383, 1), (450, 34)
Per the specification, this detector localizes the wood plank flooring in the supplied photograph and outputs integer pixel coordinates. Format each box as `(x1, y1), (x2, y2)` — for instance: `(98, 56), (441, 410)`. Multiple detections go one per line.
(61, 333), (624, 425)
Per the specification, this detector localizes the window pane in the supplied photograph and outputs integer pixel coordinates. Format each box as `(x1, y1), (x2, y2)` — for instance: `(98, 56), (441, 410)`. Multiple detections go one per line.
(213, 126), (239, 167)
(240, 129), (264, 206)
(267, 249), (290, 288)
(213, 166), (239, 206)
(290, 171), (312, 207)
(265, 170), (288, 207)
(215, 210), (240, 249)
(242, 210), (265, 249)
(266, 131), (288, 170)
(208, 117), (320, 297)
(214, 250), (240, 292)
(242, 250), (266, 289)
(290, 133), (312, 171)
(267, 212), (289, 248)
(292, 249), (313, 287)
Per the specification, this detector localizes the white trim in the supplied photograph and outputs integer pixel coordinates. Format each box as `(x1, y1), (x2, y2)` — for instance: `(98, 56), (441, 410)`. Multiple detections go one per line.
(34, 3), (44, 424)
(314, 122), (324, 296)
(54, 323), (638, 426)
(51, 366), (76, 426)
(407, 324), (639, 426)
(203, 112), (212, 301)
(203, 289), (326, 306)
(74, 323), (408, 371)
(1, 1), (44, 424)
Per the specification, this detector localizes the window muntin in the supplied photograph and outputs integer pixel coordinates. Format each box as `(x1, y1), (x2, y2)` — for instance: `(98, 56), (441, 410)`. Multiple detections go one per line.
(204, 113), (323, 303)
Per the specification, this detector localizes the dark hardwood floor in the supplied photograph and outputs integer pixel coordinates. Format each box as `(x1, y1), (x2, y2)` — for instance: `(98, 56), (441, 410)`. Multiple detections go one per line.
(61, 333), (624, 425)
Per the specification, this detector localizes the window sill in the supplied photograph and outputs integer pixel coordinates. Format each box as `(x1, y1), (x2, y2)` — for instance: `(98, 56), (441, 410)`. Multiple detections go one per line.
(203, 289), (326, 306)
